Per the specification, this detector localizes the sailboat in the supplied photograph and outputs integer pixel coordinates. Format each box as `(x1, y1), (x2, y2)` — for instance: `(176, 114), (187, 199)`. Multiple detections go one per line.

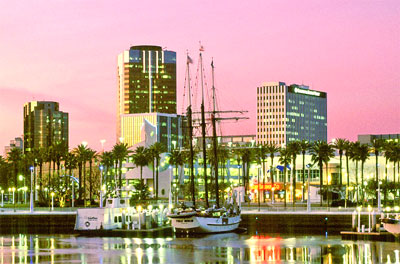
(167, 47), (241, 234)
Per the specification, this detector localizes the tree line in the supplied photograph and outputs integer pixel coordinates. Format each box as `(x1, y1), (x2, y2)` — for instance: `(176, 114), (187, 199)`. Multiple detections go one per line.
(0, 138), (399, 207)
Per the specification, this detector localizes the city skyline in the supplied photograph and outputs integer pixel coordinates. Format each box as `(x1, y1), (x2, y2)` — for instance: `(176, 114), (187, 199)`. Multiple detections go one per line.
(0, 1), (399, 151)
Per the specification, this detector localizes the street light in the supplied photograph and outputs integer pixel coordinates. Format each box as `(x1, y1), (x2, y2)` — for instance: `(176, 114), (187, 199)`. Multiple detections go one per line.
(377, 181), (382, 212)
(9, 187), (16, 212)
(51, 192), (55, 211)
(100, 165), (104, 208)
(30, 166), (34, 213)
(137, 205), (142, 230)
(1, 190), (4, 207)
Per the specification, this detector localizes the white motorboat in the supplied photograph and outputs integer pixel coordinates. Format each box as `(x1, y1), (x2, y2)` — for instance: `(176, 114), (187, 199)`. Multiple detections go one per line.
(75, 197), (138, 232)
(381, 217), (400, 236)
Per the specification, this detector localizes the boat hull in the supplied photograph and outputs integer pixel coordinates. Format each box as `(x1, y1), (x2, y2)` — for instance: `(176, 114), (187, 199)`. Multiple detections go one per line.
(170, 215), (241, 234)
(382, 218), (400, 236)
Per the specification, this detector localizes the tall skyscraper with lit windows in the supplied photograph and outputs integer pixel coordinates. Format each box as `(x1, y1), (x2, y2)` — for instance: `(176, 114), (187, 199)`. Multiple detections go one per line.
(117, 45), (177, 141)
(23, 101), (69, 152)
(257, 82), (327, 146)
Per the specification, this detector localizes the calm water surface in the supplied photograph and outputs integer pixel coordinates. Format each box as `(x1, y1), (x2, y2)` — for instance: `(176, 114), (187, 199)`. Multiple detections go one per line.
(0, 233), (398, 263)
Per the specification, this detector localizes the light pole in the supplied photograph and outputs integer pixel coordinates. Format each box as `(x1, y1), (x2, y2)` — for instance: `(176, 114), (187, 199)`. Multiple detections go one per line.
(168, 166), (172, 207)
(100, 165), (104, 208)
(30, 166), (34, 213)
(377, 181), (382, 212)
(1, 190), (3, 207)
(137, 205), (142, 230)
(51, 192), (55, 211)
(306, 163), (313, 212)
(11, 187), (16, 212)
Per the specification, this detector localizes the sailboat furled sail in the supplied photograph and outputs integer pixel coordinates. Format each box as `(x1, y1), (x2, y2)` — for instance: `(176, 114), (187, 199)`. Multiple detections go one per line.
(167, 46), (241, 234)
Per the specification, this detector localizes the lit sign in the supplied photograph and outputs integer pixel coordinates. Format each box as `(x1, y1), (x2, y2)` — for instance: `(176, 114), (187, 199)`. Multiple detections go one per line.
(294, 87), (321, 97)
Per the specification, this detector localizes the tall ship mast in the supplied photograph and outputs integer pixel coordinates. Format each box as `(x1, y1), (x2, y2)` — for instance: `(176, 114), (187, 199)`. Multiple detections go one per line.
(186, 52), (196, 207)
(168, 46), (242, 234)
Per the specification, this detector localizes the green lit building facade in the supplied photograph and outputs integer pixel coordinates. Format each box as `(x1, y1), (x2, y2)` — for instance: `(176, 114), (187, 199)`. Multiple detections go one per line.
(23, 101), (69, 152)
(117, 45), (177, 140)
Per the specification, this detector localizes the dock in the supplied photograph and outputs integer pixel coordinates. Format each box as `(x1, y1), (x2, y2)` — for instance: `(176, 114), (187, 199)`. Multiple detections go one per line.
(341, 231), (399, 242)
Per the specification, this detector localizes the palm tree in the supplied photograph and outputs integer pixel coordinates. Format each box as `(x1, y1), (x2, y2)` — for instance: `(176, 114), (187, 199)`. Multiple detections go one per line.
(53, 141), (68, 180)
(266, 143), (279, 203)
(112, 142), (132, 197)
(390, 143), (400, 202)
(99, 151), (115, 196)
(299, 140), (311, 201)
(343, 140), (352, 207)
(64, 151), (77, 205)
(287, 141), (302, 206)
(168, 149), (184, 205)
(46, 146), (54, 194)
(310, 141), (334, 206)
(131, 146), (149, 201)
(33, 147), (46, 200)
(350, 141), (361, 204)
(255, 144), (268, 204)
(232, 148), (243, 186)
(7, 147), (23, 202)
(333, 138), (348, 188)
(371, 139), (384, 204)
(359, 143), (370, 204)
(383, 141), (396, 206)
(148, 142), (165, 200)
(279, 147), (291, 208)
(240, 147), (254, 198)
(73, 144), (89, 203)
(86, 148), (97, 203)
(218, 146), (230, 185)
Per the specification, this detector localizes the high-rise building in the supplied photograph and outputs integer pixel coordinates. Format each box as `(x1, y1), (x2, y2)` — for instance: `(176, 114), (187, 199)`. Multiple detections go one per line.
(117, 45), (177, 140)
(4, 137), (23, 156)
(358, 134), (399, 145)
(23, 101), (69, 152)
(257, 82), (327, 146)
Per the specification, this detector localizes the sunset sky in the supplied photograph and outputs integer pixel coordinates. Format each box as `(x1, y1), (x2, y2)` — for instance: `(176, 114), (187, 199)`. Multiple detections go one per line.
(0, 0), (399, 152)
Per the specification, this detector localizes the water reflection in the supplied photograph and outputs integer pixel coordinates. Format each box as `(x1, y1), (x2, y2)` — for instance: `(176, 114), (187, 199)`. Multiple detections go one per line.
(0, 233), (398, 263)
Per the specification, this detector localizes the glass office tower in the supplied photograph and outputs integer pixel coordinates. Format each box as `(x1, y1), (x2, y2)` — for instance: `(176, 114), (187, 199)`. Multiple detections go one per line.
(117, 45), (177, 140)
(257, 82), (327, 146)
(23, 101), (69, 152)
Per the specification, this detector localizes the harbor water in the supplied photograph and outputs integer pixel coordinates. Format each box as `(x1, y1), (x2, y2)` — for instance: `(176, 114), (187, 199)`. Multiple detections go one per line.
(0, 233), (398, 263)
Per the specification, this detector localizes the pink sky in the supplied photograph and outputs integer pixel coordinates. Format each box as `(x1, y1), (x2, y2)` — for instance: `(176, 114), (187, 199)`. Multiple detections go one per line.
(0, 1), (399, 153)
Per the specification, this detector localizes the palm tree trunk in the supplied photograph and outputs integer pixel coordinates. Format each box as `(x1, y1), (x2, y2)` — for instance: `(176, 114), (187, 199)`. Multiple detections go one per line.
(302, 153), (305, 202)
(326, 161), (329, 208)
(319, 161), (323, 206)
(262, 159), (266, 203)
(284, 167), (287, 208)
(89, 161), (92, 203)
(384, 158), (388, 206)
(83, 162), (87, 206)
(375, 154), (379, 205)
(339, 154), (343, 186)
(156, 158), (159, 200)
(78, 162), (82, 200)
(361, 161), (365, 204)
(270, 156), (274, 203)
(355, 161), (359, 205)
(292, 158), (296, 207)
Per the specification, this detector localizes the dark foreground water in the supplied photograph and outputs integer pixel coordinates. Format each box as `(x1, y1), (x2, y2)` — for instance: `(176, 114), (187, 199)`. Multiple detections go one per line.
(0, 233), (398, 264)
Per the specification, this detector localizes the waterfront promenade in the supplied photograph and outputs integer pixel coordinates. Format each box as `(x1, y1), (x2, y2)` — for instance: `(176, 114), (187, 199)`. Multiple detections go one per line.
(0, 204), (380, 235)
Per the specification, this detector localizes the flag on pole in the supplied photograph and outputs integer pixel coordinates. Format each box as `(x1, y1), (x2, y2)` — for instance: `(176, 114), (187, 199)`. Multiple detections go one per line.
(187, 55), (193, 64)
